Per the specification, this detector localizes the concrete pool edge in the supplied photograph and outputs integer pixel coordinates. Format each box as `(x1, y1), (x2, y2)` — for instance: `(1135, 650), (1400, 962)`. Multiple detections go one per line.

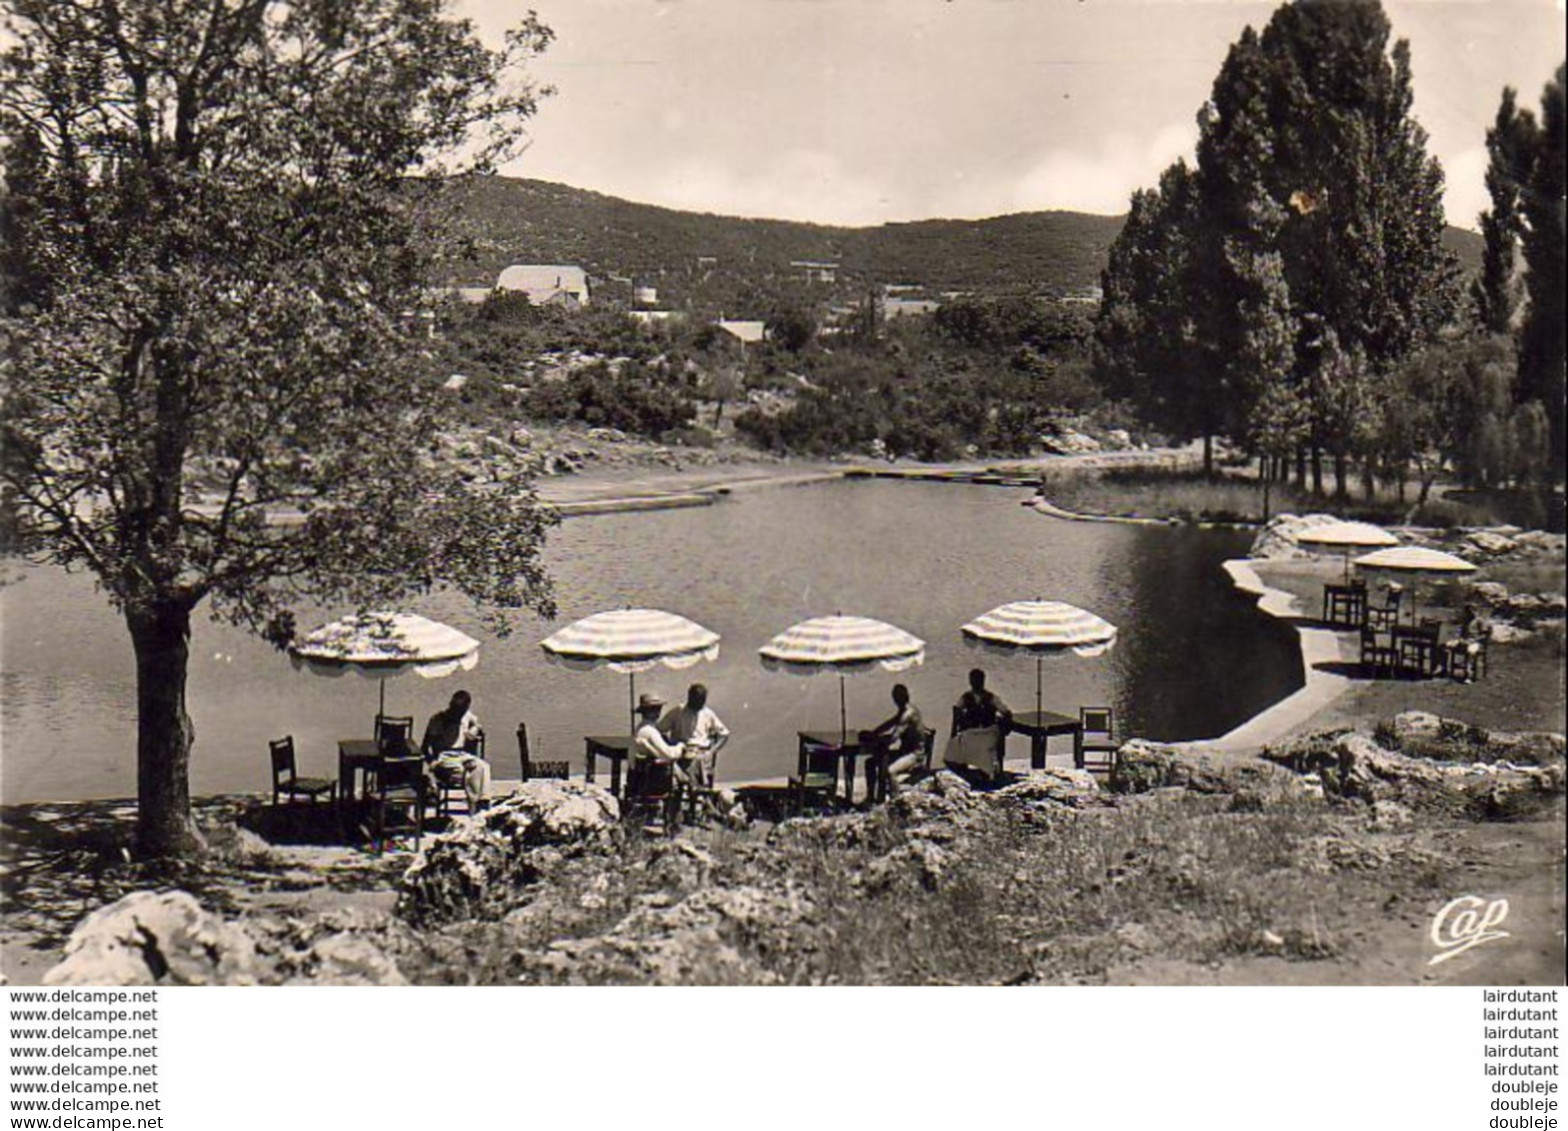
(1198, 558), (1356, 754)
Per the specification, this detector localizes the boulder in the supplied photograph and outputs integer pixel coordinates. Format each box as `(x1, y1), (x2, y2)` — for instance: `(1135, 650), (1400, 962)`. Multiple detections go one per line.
(1109, 740), (1299, 798)
(1465, 530), (1518, 556)
(1248, 513), (1340, 561)
(1470, 581), (1511, 610)
(1391, 711), (1444, 743)
(398, 780), (621, 924)
(44, 891), (261, 987)
(992, 768), (1103, 809)
(287, 935), (407, 986)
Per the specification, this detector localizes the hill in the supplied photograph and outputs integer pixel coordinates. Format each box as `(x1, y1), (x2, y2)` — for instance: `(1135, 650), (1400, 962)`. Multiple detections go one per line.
(442, 176), (1483, 298)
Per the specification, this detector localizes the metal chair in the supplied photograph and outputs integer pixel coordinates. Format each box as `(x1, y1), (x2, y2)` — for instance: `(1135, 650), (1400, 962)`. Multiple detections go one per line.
(789, 742), (841, 816)
(1366, 588), (1403, 631)
(518, 722), (570, 781)
(269, 736), (338, 810)
(1078, 707), (1118, 772)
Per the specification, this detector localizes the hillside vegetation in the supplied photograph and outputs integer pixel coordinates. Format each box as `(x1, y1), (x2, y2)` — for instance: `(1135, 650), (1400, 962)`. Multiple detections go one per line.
(440, 175), (1482, 298)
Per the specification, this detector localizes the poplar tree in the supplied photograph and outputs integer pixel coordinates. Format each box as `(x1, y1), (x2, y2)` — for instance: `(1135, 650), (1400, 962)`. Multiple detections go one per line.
(1516, 64), (1566, 479)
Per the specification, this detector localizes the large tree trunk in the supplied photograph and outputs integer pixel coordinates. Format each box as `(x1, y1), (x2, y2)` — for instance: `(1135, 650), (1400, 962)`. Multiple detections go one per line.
(1294, 447), (1307, 490)
(1332, 453), (1349, 500)
(1202, 433), (1214, 479)
(127, 599), (205, 858)
(1311, 446), (1324, 496)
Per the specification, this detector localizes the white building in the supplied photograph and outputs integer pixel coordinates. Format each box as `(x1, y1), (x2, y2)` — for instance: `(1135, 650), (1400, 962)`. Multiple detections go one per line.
(495, 264), (591, 308)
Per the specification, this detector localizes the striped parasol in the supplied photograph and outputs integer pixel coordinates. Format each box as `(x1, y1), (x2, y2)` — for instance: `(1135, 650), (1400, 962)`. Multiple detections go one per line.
(758, 615), (925, 744)
(1297, 520), (1399, 580)
(1353, 546), (1477, 622)
(289, 611), (481, 718)
(541, 608), (721, 729)
(961, 600), (1117, 717)
(1352, 546), (1477, 574)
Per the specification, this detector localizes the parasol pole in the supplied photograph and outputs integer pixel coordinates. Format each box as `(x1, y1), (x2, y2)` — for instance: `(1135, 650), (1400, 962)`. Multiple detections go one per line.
(1035, 654), (1043, 719)
(628, 672), (637, 734)
(839, 673), (848, 748)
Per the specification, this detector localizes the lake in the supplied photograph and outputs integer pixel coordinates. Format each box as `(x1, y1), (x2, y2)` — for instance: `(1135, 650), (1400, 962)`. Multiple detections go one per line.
(0, 479), (1301, 803)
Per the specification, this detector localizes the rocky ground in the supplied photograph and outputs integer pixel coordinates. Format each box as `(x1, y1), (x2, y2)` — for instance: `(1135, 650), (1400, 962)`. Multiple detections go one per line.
(8, 714), (1562, 987)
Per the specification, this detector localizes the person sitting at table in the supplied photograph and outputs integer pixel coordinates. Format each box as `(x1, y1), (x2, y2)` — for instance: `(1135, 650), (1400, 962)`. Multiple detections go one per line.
(659, 683), (731, 790)
(1446, 604), (1493, 682)
(863, 683), (925, 801)
(421, 689), (491, 813)
(633, 691), (689, 773)
(954, 668), (1012, 732)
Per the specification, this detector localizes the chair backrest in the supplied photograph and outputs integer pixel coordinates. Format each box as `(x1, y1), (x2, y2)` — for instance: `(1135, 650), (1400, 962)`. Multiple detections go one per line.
(517, 722), (531, 778)
(1080, 707), (1113, 738)
(378, 754), (425, 794)
(269, 736), (296, 783)
(376, 715), (415, 756)
(464, 730), (486, 759)
(801, 743), (840, 778)
(1418, 618), (1443, 640)
(919, 727), (936, 771)
(626, 758), (675, 801)
(950, 705), (963, 737)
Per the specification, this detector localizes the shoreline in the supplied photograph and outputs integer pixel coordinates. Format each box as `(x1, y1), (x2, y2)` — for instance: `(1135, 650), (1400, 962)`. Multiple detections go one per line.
(537, 443), (1206, 518)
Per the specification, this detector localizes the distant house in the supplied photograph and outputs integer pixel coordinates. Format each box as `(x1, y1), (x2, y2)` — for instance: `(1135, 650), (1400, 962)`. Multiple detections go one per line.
(634, 285), (659, 306)
(630, 310), (680, 328)
(495, 264), (591, 308)
(715, 319), (767, 345)
(791, 260), (839, 285)
(883, 298), (941, 320)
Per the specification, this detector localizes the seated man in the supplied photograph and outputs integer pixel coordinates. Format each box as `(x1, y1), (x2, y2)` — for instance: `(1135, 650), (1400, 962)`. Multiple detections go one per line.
(633, 692), (689, 778)
(954, 668), (1011, 732)
(659, 683), (731, 790)
(421, 689), (491, 813)
(862, 683), (925, 802)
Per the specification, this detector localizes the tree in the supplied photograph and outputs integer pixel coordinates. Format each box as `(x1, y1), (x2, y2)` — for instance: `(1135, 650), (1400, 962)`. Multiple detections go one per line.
(1094, 162), (1209, 463)
(1516, 64), (1566, 479)
(1472, 89), (1537, 334)
(1, 1), (558, 857)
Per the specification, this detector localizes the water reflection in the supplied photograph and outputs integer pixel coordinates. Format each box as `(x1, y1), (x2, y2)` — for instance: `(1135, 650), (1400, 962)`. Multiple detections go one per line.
(0, 481), (1300, 802)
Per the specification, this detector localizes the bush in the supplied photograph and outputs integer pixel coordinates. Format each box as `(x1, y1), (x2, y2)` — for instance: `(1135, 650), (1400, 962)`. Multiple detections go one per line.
(525, 362), (696, 437)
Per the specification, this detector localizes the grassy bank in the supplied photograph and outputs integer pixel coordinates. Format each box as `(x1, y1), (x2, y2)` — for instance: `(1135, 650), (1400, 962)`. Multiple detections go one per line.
(1041, 466), (1552, 528)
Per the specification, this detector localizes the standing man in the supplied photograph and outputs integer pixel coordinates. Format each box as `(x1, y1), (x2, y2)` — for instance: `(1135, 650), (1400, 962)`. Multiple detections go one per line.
(659, 683), (731, 790)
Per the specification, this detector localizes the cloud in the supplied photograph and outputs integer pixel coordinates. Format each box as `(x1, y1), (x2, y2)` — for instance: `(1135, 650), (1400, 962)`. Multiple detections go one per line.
(1004, 119), (1199, 215)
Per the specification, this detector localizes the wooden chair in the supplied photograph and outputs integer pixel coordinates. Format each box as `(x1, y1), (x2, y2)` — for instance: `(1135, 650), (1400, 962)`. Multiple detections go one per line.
(1445, 631), (1491, 682)
(1359, 628), (1397, 678)
(623, 758), (679, 832)
(269, 736), (338, 810)
(789, 742), (841, 816)
(1366, 588), (1403, 631)
(371, 751), (427, 853)
(432, 731), (485, 819)
(1078, 707), (1118, 772)
(864, 727), (936, 804)
(518, 722), (570, 781)
(367, 715), (415, 795)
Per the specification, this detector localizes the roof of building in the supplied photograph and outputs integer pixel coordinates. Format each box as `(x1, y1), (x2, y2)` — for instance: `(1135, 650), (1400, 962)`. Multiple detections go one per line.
(496, 264), (590, 300)
(715, 319), (767, 344)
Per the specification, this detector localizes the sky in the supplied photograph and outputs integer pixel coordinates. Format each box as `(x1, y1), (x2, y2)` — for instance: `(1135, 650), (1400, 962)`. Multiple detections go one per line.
(461, 0), (1566, 230)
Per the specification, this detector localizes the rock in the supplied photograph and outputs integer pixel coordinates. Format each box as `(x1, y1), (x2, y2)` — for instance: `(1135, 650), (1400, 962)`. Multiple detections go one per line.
(1470, 581), (1512, 609)
(44, 891), (261, 987)
(1110, 740), (1300, 798)
(441, 373), (469, 392)
(993, 768), (1103, 809)
(862, 840), (951, 893)
(1107, 429), (1133, 450)
(288, 935), (406, 986)
(1465, 530), (1517, 556)
(1490, 622), (1532, 644)
(1248, 513), (1340, 561)
(398, 780), (622, 924)
(1392, 711), (1444, 743)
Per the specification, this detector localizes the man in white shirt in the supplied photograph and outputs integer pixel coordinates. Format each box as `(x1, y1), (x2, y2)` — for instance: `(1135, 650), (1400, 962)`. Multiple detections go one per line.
(421, 689), (491, 812)
(659, 683), (731, 790)
(633, 691), (686, 766)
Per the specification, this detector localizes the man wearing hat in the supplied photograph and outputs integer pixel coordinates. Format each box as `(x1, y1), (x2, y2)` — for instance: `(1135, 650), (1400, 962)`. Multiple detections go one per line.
(633, 691), (687, 767)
